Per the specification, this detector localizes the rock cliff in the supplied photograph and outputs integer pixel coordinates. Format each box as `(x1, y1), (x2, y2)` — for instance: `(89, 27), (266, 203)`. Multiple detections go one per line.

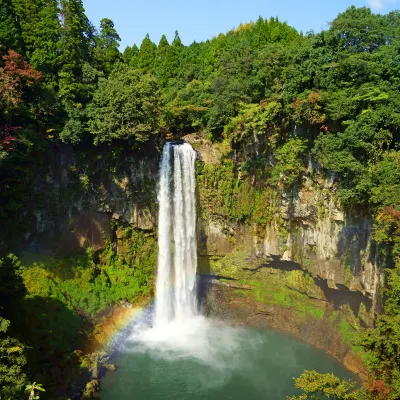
(20, 138), (381, 368)
(188, 133), (382, 329)
(23, 144), (159, 255)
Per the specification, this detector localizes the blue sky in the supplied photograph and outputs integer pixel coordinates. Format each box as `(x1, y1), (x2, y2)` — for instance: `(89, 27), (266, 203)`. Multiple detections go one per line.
(83, 0), (400, 50)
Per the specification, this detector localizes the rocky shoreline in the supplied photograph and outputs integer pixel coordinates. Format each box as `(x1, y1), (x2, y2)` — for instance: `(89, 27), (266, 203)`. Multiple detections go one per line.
(205, 279), (365, 377)
(74, 304), (144, 398)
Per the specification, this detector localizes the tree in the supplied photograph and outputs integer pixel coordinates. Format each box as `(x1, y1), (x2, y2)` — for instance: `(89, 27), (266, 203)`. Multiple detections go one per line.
(129, 44), (140, 68)
(58, 0), (95, 101)
(164, 30), (184, 76)
(0, 49), (42, 117)
(287, 370), (374, 400)
(157, 34), (170, 59)
(324, 6), (392, 54)
(94, 18), (121, 76)
(59, 61), (103, 144)
(10, 0), (44, 56)
(0, 254), (25, 306)
(0, 317), (27, 399)
(26, 382), (45, 400)
(0, 0), (22, 53)
(56, 0), (98, 143)
(271, 137), (308, 188)
(30, 0), (62, 81)
(87, 66), (162, 145)
(137, 34), (156, 71)
(155, 34), (170, 85)
(0, 254), (28, 399)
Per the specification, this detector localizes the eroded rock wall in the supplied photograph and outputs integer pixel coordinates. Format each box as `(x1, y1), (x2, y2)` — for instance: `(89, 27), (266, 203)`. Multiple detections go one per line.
(23, 144), (159, 255)
(191, 134), (382, 320)
(23, 138), (382, 324)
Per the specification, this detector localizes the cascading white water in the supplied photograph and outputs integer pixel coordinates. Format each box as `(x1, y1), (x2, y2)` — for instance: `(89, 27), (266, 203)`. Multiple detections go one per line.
(154, 142), (198, 327)
(154, 143), (173, 326)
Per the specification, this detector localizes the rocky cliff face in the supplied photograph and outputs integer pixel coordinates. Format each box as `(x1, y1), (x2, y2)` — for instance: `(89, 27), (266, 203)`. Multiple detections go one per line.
(23, 144), (159, 255)
(23, 138), (381, 326)
(188, 133), (382, 325)
(18, 138), (381, 370)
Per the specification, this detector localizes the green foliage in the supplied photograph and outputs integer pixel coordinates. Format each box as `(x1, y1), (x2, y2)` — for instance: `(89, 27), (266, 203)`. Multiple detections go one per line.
(0, 316), (27, 400)
(271, 137), (308, 187)
(0, 254), (27, 399)
(369, 152), (400, 209)
(197, 159), (283, 224)
(0, 253), (25, 305)
(287, 370), (362, 400)
(21, 234), (156, 318)
(123, 44), (139, 66)
(224, 101), (282, 144)
(94, 18), (121, 76)
(155, 31), (183, 87)
(289, 370), (392, 400)
(155, 34), (169, 72)
(356, 264), (400, 398)
(138, 34), (157, 71)
(58, 0), (95, 99)
(88, 65), (162, 145)
(354, 207), (400, 398)
(0, 0), (22, 52)
(25, 382), (45, 400)
(29, 0), (61, 79)
(0, 231), (156, 397)
(10, 0), (43, 56)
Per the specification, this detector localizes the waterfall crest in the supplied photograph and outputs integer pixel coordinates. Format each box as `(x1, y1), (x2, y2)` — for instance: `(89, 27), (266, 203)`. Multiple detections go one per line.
(154, 142), (198, 327)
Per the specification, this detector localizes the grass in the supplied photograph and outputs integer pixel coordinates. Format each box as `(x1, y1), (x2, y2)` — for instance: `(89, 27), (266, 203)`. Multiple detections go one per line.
(272, 290), (292, 307)
(234, 289), (250, 297)
(294, 300), (325, 319)
(339, 317), (354, 344)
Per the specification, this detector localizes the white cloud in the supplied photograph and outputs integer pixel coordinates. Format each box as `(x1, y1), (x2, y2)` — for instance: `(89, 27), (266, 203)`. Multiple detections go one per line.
(368, 0), (397, 11)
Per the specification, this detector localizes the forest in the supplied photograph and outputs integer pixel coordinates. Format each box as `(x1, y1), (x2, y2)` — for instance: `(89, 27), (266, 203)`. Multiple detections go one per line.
(1, 0), (400, 399)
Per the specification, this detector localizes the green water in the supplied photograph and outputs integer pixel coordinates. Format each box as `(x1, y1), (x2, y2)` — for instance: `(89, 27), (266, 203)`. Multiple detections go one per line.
(99, 318), (354, 400)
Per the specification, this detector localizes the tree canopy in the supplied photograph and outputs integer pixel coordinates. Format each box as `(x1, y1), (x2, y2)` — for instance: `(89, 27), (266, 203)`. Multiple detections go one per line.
(88, 66), (162, 145)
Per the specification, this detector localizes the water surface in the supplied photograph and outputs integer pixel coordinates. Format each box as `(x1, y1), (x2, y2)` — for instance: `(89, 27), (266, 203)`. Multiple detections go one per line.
(100, 317), (353, 400)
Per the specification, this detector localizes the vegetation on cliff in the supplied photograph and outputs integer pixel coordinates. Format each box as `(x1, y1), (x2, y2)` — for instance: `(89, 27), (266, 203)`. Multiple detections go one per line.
(1, 1), (400, 398)
(0, 231), (156, 398)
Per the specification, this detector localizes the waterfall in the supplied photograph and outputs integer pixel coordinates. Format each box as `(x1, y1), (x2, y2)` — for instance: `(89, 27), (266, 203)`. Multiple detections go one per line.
(154, 142), (198, 327)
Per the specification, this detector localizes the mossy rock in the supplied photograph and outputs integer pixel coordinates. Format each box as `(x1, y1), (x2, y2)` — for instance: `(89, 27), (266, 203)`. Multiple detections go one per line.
(286, 270), (326, 300)
(83, 379), (99, 398)
(104, 363), (117, 372)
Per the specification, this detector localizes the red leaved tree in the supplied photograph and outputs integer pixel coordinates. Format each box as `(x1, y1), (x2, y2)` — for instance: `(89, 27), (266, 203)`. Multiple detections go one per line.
(0, 125), (20, 151)
(0, 50), (41, 152)
(0, 49), (42, 110)
(365, 379), (391, 400)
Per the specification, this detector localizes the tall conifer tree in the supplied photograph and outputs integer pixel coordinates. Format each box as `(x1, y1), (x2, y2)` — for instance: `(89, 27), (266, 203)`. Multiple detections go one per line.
(94, 18), (121, 76)
(30, 0), (61, 81)
(128, 44), (140, 68)
(155, 34), (170, 85)
(11, 0), (44, 56)
(0, 0), (22, 53)
(58, 0), (94, 100)
(138, 34), (157, 71)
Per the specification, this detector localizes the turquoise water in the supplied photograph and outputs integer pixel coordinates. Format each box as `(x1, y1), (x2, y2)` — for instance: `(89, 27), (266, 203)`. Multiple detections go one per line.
(99, 317), (353, 400)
